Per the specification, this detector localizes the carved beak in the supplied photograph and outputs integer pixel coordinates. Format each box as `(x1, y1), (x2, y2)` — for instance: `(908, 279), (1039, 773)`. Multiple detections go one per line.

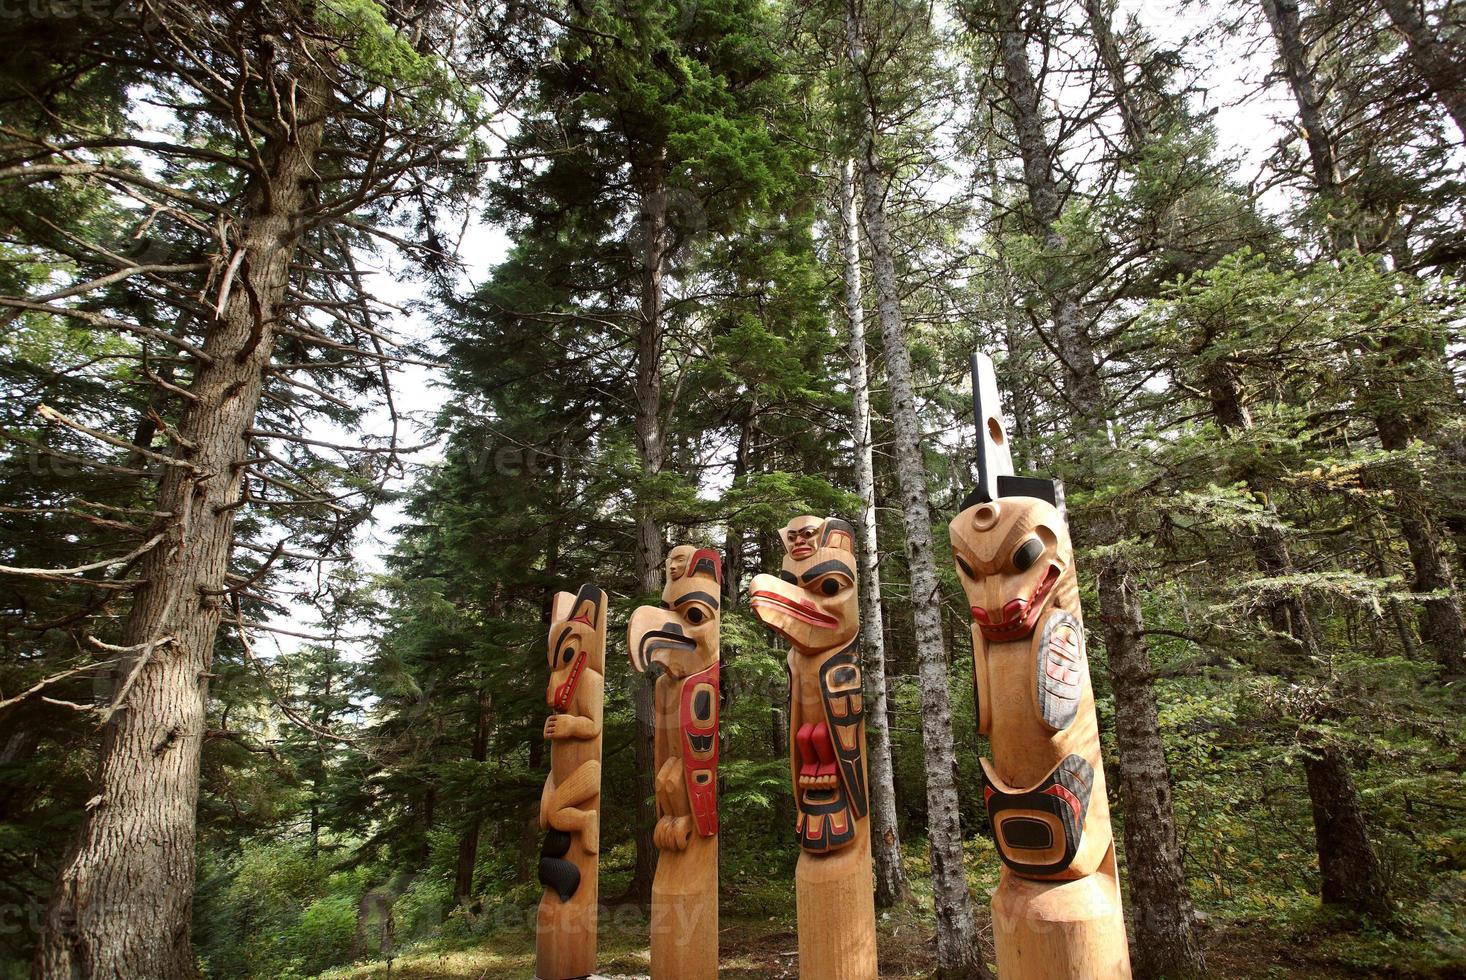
(749, 574), (838, 630)
(628, 604), (698, 677)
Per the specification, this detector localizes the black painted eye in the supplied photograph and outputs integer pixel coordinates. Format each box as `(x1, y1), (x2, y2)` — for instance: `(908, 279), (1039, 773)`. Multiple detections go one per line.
(562, 648), (574, 663)
(779, 570), (798, 584)
(686, 607), (705, 624)
(955, 555), (975, 578)
(821, 578), (841, 596)
(1013, 538), (1044, 572)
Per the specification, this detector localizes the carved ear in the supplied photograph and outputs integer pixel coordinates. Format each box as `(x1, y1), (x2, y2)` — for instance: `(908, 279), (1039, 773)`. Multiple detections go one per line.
(569, 584), (605, 627)
(820, 518), (855, 552)
(689, 548), (722, 585)
(549, 590), (575, 624)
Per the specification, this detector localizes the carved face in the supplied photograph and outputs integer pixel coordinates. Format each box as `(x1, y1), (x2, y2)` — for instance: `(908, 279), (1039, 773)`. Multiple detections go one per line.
(628, 545), (721, 679)
(749, 516), (859, 654)
(546, 585), (606, 710)
(949, 498), (1070, 643)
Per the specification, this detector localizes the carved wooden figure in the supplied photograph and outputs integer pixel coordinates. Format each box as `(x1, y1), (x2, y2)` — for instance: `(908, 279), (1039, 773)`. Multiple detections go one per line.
(948, 354), (1131, 979)
(749, 518), (877, 980)
(627, 545), (722, 980)
(536, 584), (607, 980)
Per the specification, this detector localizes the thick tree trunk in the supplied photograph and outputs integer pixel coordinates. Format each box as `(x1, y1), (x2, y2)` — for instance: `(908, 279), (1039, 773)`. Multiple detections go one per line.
(620, 156), (670, 908)
(1096, 565), (1209, 977)
(847, 10), (984, 964)
(1375, 0), (1466, 140)
(839, 158), (910, 910)
(1302, 743), (1393, 919)
(35, 65), (330, 980)
(985, 1), (1207, 973)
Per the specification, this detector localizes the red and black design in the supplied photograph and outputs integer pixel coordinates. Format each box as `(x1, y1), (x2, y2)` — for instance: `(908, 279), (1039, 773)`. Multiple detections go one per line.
(680, 660), (720, 837)
(688, 547), (722, 584)
(1035, 611), (1085, 732)
(819, 648), (868, 819)
(982, 754), (1094, 876)
(794, 782), (859, 852)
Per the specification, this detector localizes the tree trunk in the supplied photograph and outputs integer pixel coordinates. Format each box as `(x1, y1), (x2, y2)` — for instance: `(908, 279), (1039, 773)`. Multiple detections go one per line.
(839, 157), (910, 910)
(1260, 0), (1466, 676)
(455, 691), (491, 908)
(1097, 565), (1210, 977)
(984, 1), (1207, 973)
(1203, 355), (1398, 918)
(1374, 416), (1466, 676)
(35, 64), (330, 980)
(619, 154), (670, 908)
(1375, 0), (1466, 140)
(847, 11), (983, 969)
(1082, 0), (1151, 149)
(1302, 742), (1393, 919)
(724, 410), (752, 606)
(1258, 0), (1344, 197)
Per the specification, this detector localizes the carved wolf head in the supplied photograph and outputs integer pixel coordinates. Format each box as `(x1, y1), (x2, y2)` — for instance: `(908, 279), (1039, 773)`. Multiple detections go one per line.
(546, 584), (607, 711)
(748, 516), (859, 654)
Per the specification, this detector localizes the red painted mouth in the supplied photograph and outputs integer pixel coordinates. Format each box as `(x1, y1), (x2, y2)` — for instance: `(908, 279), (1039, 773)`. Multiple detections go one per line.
(550, 650), (587, 710)
(972, 565), (1061, 642)
(790, 544), (814, 559)
(750, 590), (838, 628)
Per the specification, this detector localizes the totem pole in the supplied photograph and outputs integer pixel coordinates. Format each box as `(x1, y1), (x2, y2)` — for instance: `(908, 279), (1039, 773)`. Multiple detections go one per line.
(948, 353), (1131, 979)
(536, 584), (607, 980)
(627, 545), (722, 980)
(750, 517), (877, 980)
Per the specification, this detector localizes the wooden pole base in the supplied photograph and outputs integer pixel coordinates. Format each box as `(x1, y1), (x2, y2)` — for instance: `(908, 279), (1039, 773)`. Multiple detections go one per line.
(795, 825), (877, 980)
(991, 848), (1131, 980)
(649, 834), (718, 979)
(535, 870), (597, 980)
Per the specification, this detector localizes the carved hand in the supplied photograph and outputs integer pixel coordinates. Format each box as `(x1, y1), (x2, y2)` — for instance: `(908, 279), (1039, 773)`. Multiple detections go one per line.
(544, 714), (595, 740)
(654, 815), (695, 852)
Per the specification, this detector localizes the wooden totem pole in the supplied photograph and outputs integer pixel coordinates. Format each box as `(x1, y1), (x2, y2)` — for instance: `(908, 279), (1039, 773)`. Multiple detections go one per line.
(750, 517), (878, 980)
(627, 545), (722, 979)
(536, 584), (607, 980)
(948, 354), (1131, 979)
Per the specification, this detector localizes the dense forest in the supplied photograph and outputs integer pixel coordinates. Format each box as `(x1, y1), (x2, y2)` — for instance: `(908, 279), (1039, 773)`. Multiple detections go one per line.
(1, 0), (1464, 976)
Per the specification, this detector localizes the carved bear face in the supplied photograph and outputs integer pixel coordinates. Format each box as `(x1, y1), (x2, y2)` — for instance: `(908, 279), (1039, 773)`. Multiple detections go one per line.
(949, 498), (1070, 643)
(749, 516), (859, 654)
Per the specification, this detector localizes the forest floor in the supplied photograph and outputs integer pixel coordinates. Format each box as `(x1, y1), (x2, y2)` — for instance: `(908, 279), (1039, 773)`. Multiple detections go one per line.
(319, 904), (1466, 979)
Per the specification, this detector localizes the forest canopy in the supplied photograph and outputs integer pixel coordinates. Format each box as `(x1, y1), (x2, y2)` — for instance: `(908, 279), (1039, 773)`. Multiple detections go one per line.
(0, 0), (1463, 977)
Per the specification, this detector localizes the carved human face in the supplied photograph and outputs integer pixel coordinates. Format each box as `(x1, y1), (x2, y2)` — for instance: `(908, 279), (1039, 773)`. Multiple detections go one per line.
(628, 546), (721, 679)
(949, 498), (1071, 643)
(546, 585), (606, 710)
(749, 516), (859, 654)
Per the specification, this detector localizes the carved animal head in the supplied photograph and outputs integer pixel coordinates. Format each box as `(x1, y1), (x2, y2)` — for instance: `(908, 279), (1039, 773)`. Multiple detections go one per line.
(949, 497), (1071, 643)
(628, 545), (722, 679)
(546, 584), (607, 710)
(749, 516), (859, 654)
